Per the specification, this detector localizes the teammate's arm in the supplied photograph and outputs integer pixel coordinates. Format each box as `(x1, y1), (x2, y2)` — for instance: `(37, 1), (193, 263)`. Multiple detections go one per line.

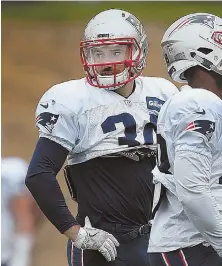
(173, 116), (222, 256)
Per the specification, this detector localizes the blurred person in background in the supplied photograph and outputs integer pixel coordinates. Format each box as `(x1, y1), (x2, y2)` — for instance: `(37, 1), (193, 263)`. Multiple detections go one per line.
(26, 8), (178, 266)
(1, 157), (42, 266)
(148, 13), (222, 266)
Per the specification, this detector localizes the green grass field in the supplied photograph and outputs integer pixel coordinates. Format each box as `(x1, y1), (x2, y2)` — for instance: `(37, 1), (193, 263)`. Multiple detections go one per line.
(2, 1), (222, 25)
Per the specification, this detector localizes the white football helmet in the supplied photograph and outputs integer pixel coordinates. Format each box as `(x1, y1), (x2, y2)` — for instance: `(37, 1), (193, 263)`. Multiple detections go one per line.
(80, 9), (148, 90)
(161, 13), (222, 83)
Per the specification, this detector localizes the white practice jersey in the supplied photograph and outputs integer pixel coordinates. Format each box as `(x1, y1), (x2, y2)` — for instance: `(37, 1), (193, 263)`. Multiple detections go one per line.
(149, 88), (222, 254)
(35, 77), (178, 165)
(1, 157), (28, 263)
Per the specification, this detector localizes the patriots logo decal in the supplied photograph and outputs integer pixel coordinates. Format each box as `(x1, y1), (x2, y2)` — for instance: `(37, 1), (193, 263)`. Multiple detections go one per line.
(36, 112), (59, 133)
(184, 120), (215, 141)
(169, 14), (215, 37)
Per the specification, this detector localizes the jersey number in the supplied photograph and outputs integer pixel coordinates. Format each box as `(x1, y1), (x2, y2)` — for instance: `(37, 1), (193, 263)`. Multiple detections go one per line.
(101, 112), (156, 147)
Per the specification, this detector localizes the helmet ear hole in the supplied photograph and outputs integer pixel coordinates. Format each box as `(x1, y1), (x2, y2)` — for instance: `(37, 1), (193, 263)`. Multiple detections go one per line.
(197, 48), (213, 54)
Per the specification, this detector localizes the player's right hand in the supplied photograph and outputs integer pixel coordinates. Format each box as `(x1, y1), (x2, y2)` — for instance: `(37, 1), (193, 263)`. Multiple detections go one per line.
(73, 216), (119, 262)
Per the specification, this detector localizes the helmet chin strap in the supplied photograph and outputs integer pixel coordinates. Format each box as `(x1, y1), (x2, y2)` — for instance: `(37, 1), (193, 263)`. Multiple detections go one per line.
(91, 76), (124, 90)
(99, 81), (125, 91)
(94, 68), (130, 90)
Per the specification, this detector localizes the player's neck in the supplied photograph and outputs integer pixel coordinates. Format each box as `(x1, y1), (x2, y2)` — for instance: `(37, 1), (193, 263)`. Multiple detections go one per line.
(189, 72), (222, 100)
(214, 89), (222, 100)
(115, 81), (135, 98)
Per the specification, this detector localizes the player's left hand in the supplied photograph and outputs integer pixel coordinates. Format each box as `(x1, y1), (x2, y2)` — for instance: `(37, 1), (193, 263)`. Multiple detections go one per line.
(74, 216), (120, 262)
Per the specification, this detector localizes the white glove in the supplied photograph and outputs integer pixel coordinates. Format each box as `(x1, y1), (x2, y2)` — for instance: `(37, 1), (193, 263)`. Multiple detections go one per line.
(74, 216), (119, 262)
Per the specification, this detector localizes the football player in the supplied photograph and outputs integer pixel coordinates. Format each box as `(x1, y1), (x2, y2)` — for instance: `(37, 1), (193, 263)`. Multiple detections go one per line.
(26, 9), (178, 266)
(148, 13), (222, 266)
(1, 157), (41, 266)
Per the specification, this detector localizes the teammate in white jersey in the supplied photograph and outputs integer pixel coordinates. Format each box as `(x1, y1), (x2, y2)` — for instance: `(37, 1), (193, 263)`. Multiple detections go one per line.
(25, 9), (178, 266)
(148, 13), (222, 266)
(1, 157), (41, 266)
